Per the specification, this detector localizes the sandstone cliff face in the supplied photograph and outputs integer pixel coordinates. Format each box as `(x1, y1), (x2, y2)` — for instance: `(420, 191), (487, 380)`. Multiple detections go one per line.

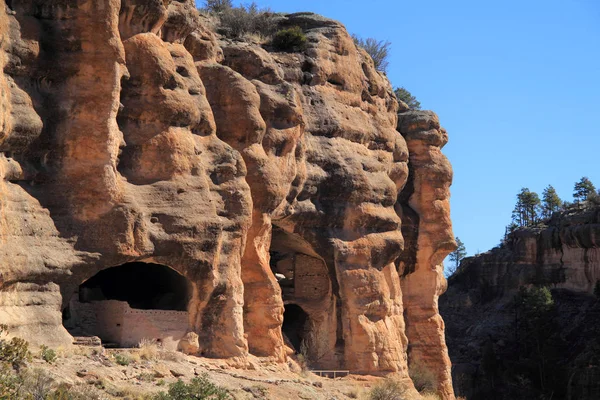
(0, 1), (455, 397)
(449, 206), (600, 299)
(440, 206), (600, 398)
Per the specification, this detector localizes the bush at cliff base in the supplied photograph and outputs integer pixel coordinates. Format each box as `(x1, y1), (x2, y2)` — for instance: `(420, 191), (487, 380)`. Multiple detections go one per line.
(153, 374), (231, 400)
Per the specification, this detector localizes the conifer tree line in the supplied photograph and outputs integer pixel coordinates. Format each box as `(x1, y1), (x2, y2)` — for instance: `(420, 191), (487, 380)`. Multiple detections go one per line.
(510, 177), (600, 229)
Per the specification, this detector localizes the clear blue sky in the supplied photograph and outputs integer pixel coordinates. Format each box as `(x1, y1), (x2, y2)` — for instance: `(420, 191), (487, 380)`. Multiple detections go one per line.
(196, 1), (600, 258)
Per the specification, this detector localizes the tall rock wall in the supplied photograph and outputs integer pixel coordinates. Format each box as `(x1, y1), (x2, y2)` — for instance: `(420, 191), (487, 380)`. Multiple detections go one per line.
(0, 1), (456, 398)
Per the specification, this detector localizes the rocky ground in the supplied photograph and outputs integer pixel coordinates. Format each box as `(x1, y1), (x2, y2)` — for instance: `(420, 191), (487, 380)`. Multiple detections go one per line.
(21, 344), (413, 400)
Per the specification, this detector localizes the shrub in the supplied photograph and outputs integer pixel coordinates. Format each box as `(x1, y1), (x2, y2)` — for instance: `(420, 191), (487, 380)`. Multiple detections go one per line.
(272, 26), (307, 52)
(115, 353), (132, 366)
(217, 3), (277, 39)
(368, 379), (406, 400)
(0, 363), (25, 399)
(153, 374), (231, 400)
(203, 0), (232, 13)
(409, 362), (437, 393)
(394, 87), (421, 110)
(23, 368), (53, 399)
(40, 345), (57, 364)
(353, 36), (391, 73)
(0, 325), (31, 370)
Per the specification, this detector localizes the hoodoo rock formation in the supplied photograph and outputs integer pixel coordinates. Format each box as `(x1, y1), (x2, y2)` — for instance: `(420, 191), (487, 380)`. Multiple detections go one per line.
(0, 1), (456, 398)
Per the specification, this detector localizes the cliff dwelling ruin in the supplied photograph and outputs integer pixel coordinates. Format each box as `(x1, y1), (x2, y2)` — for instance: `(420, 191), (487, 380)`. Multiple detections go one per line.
(1, 1), (457, 397)
(62, 263), (191, 350)
(270, 226), (339, 367)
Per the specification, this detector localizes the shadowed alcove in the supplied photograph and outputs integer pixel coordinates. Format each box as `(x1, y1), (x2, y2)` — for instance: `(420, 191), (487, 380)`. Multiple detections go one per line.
(282, 304), (308, 353)
(270, 225), (339, 367)
(78, 262), (189, 310)
(63, 262), (192, 349)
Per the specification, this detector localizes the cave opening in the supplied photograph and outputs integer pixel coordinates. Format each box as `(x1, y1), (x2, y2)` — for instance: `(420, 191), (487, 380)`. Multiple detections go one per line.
(282, 304), (308, 353)
(77, 262), (190, 310)
(63, 262), (192, 348)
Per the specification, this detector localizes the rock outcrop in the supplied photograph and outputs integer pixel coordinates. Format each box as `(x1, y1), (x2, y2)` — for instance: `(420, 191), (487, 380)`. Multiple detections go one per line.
(0, 1), (456, 398)
(447, 206), (600, 299)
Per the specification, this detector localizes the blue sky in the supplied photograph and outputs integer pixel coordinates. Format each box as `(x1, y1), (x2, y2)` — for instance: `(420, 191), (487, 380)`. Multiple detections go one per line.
(196, 1), (600, 259)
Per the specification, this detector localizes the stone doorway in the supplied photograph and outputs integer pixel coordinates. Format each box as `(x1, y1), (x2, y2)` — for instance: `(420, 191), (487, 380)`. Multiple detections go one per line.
(282, 304), (308, 353)
(63, 262), (192, 349)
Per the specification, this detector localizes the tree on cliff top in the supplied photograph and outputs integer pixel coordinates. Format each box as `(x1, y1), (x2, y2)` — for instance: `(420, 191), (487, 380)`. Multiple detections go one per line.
(512, 188), (541, 227)
(573, 176), (596, 203)
(447, 236), (466, 276)
(394, 87), (421, 110)
(541, 185), (562, 219)
(352, 36), (391, 73)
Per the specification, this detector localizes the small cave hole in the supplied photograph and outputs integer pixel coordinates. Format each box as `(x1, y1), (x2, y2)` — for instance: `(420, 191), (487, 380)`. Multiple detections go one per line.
(163, 75), (180, 90)
(326, 74), (345, 89)
(176, 66), (190, 77)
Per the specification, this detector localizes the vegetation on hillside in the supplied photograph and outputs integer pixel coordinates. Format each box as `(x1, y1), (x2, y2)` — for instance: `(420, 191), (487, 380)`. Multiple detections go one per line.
(272, 26), (307, 52)
(508, 177), (600, 233)
(154, 376), (231, 399)
(394, 87), (421, 110)
(352, 36), (391, 73)
(202, 2), (424, 109)
(454, 285), (585, 400)
(201, 1), (277, 41)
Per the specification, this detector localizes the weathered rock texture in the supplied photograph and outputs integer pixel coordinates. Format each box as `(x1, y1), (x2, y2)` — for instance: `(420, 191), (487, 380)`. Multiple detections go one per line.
(0, 1), (455, 398)
(441, 206), (600, 399)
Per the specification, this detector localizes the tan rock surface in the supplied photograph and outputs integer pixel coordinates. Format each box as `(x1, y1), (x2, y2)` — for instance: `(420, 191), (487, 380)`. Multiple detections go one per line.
(0, 3), (456, 398)
(397, 111), (456, 398)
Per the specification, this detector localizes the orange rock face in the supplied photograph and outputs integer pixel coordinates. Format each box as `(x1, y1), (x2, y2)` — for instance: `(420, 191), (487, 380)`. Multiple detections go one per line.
(0, 2), (455, 398)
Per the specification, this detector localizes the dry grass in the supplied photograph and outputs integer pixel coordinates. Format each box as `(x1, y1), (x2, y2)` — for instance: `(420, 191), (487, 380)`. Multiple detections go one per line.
(367, 378), (410, 400)
(138, 338), (159, 361)
(158, 349), (185, 362)
(70, 345), (98, 357)
(408, 362), (437, 393)
(244, 32), (271, 45)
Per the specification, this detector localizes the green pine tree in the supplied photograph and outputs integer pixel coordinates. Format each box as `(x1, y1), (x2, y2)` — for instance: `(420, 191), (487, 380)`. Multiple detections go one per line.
(394, 87), (421, 110)
(541, 185), (562, 219)
(573, 177), (596, 203)
(447, 236), (467, 276)
(512, 188), (541, 227)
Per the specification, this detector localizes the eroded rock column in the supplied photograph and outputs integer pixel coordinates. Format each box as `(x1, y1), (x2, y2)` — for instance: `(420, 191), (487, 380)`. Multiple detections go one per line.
(398, 110), (456, 399)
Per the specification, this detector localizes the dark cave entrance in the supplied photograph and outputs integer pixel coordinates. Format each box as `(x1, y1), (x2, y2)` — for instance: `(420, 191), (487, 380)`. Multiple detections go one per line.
(77, 262), (190, 310)
(63, 262), (192, 348)
(269, 225), (334, 363)
(282, 304), (309, 353)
